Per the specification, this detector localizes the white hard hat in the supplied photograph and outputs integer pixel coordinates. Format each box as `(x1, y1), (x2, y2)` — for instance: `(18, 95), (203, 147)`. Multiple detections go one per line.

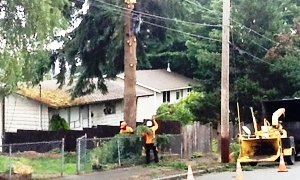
(146, 121), (153, 127)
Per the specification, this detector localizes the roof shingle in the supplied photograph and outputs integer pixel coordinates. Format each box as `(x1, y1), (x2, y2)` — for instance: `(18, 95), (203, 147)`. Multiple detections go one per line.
(118, 69), (196, 92)
(17, 79), (153, 108)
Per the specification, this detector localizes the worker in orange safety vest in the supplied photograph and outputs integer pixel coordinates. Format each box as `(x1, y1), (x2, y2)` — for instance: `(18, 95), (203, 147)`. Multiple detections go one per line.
(142, 119), (159, 164)
(119, 121), (134, 134)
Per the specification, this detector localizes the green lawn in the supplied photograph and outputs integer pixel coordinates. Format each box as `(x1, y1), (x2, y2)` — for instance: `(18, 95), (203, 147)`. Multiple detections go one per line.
(0, 152), (78, 177)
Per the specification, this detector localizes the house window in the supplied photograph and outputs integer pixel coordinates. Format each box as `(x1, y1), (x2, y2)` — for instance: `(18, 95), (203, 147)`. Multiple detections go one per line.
(176, 91), (180, 100)
(187, 88), (192, 92)
(103, 102), (116, 115)
(180, 89), (183, 97)
(163, 91), (170, 102)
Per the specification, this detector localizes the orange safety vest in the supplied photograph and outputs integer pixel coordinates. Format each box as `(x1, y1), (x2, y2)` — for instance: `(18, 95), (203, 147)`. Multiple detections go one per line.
(120, 126), (133, 134)
(142, 121), (158, 144)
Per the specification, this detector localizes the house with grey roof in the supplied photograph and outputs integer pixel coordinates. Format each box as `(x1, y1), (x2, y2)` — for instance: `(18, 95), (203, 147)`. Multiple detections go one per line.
(2, 79), (153, 132)
(1, 69), (196, 132)
(117, 69), (196, 116)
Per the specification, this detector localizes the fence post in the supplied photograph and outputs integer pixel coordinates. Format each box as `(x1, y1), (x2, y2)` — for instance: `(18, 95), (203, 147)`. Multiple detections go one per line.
(76, 138), (81, 175)
(180, 140), (183, 158)
(84, 134), (87, 164)
(117, 138), (121, 166)
(9, 144), (12, 179)
(61, 138), (65, 177)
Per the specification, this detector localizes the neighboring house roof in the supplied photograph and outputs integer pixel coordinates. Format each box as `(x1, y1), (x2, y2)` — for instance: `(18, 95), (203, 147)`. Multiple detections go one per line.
(17, 79), (153, 108)
(117, 69), (197, 92)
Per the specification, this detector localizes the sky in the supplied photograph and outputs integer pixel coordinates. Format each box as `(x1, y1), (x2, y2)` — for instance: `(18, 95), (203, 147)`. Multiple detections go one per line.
(48, 0), (90, 50)
(47, 0), (90, 76)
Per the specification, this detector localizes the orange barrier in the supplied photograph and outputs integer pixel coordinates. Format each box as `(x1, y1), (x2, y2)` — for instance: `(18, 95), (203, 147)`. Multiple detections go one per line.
(278, 153), (288, 172)
(187, 165), (195, 180)
(235, 161), (244, 180)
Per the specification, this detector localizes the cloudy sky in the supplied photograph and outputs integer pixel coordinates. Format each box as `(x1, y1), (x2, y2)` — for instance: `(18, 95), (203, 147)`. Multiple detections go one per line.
(48, 0), (90, 50)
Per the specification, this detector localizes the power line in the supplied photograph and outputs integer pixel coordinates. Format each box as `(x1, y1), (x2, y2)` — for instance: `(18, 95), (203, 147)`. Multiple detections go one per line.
(229, 42), (274, 66)
(229, 27), (270, 54)
(78, 0), (274, 65)
(182, 0), (278, 45)
(89, 0), (222, 42)
(93, 0), (274, 51)
(143, 21), (221, 42)
(230, 19), (277, 44)
(249, 39), (268, 51)
(94, 0), (223, 28)
(182, 0), (216, 13)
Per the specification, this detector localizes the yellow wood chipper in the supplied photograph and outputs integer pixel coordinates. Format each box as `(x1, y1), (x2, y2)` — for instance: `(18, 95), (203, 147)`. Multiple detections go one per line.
(237, 108), (296, 166)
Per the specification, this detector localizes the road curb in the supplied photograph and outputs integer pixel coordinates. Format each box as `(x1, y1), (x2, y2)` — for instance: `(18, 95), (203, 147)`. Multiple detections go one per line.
(154, 166), (223, 180)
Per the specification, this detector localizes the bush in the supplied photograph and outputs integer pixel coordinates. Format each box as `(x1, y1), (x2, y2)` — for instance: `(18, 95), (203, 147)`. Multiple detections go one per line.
(89, 134), (142, 165)
(49, 114), (70, 131)
(156, 91), (204, 125)
(89, 126), (174, 166)
(230, 140), (240, 161)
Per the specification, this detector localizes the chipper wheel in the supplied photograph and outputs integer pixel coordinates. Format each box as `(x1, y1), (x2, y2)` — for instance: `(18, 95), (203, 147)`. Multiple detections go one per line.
(284, 150), (296, 165)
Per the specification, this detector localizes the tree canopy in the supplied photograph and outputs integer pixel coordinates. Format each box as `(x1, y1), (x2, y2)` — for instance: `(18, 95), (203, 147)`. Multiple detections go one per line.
(0, 0), (68, 94)
(2, 0), (300, 124)
(47, 0), (300, 123)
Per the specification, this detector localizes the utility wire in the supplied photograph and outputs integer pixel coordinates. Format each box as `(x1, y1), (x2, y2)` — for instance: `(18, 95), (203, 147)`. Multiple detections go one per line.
(249, 39), (268, 51)
(143, 21), (221, 42)
(103, 2), (273, 65)
(77, 0), (274, 66)
(182, 0), (216, 13)
(89, 0), (222, 42)
(229, 42), (274, 66)
(93, 0), (223, 27)
(182, 0), (278, 45)
(230, 19), (277, 44)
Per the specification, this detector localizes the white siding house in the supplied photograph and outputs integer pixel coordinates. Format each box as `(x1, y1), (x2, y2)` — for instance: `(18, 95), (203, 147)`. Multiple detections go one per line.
(4, 94), (49, 132)
(1, 79), (153, 132)
(117, 69), (195, 115)
(0, 69), (196, 132)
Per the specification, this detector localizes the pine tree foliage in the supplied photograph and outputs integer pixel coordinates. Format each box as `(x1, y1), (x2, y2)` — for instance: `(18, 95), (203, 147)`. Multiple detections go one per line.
(49, 0), (300, 123)
(52, 0), (197, 98)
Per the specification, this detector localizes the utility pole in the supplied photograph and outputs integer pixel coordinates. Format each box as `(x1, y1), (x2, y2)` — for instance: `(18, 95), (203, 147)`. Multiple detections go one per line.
(221, 0), (230, 163)
(124, 0), (137, 129)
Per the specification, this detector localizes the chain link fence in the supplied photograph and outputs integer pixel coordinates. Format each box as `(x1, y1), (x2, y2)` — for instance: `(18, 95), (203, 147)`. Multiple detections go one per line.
(0, 139), (65, 179)
(76, 134), (183, 174)
(76, 136), (118, 174)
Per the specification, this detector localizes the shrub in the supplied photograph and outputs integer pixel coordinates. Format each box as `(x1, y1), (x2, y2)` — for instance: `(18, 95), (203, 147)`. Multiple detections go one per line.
(49, 114), (70, 131)
(89, 127), (174, 166)
(89, 134), (142, 165)
(230, 140), (240, 161)
(156, 91), (204, 125)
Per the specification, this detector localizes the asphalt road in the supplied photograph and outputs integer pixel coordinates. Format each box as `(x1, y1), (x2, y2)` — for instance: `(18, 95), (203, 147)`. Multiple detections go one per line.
(195, 162), (300, 180)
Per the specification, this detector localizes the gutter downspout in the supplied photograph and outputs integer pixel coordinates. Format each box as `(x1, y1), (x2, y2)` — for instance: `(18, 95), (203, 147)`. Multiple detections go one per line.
(39, 84), (42, 130)
(153, 92), (157, 115)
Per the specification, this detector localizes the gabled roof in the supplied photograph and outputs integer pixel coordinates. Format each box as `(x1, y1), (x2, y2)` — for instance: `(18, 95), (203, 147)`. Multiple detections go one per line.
(17, 79), (153, 108)
(117, 69), (197, 92)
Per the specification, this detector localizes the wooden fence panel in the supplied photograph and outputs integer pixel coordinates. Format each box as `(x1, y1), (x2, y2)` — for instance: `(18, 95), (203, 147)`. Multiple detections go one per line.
(182, 122), (212, 158)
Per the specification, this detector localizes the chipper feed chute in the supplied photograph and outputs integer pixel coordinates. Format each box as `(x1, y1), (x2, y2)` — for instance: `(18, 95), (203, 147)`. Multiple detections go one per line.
(238, 137), (281, 163)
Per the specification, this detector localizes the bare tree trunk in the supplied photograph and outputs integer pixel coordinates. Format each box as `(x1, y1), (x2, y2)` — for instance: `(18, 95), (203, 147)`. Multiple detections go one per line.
(123, 1), (137, 129)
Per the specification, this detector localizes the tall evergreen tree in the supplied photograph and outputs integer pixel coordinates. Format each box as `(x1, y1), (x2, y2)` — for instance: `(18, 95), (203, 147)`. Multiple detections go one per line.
(52, 0), (202, 98)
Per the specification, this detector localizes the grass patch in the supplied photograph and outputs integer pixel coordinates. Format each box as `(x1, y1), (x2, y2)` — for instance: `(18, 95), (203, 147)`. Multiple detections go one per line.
(0, 152), (77, 176)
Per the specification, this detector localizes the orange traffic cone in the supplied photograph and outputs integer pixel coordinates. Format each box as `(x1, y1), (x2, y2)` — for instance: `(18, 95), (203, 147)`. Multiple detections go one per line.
(187, 165), (195, 180)
(235, 161), (244, 180)
(278, 153), (288, 172)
